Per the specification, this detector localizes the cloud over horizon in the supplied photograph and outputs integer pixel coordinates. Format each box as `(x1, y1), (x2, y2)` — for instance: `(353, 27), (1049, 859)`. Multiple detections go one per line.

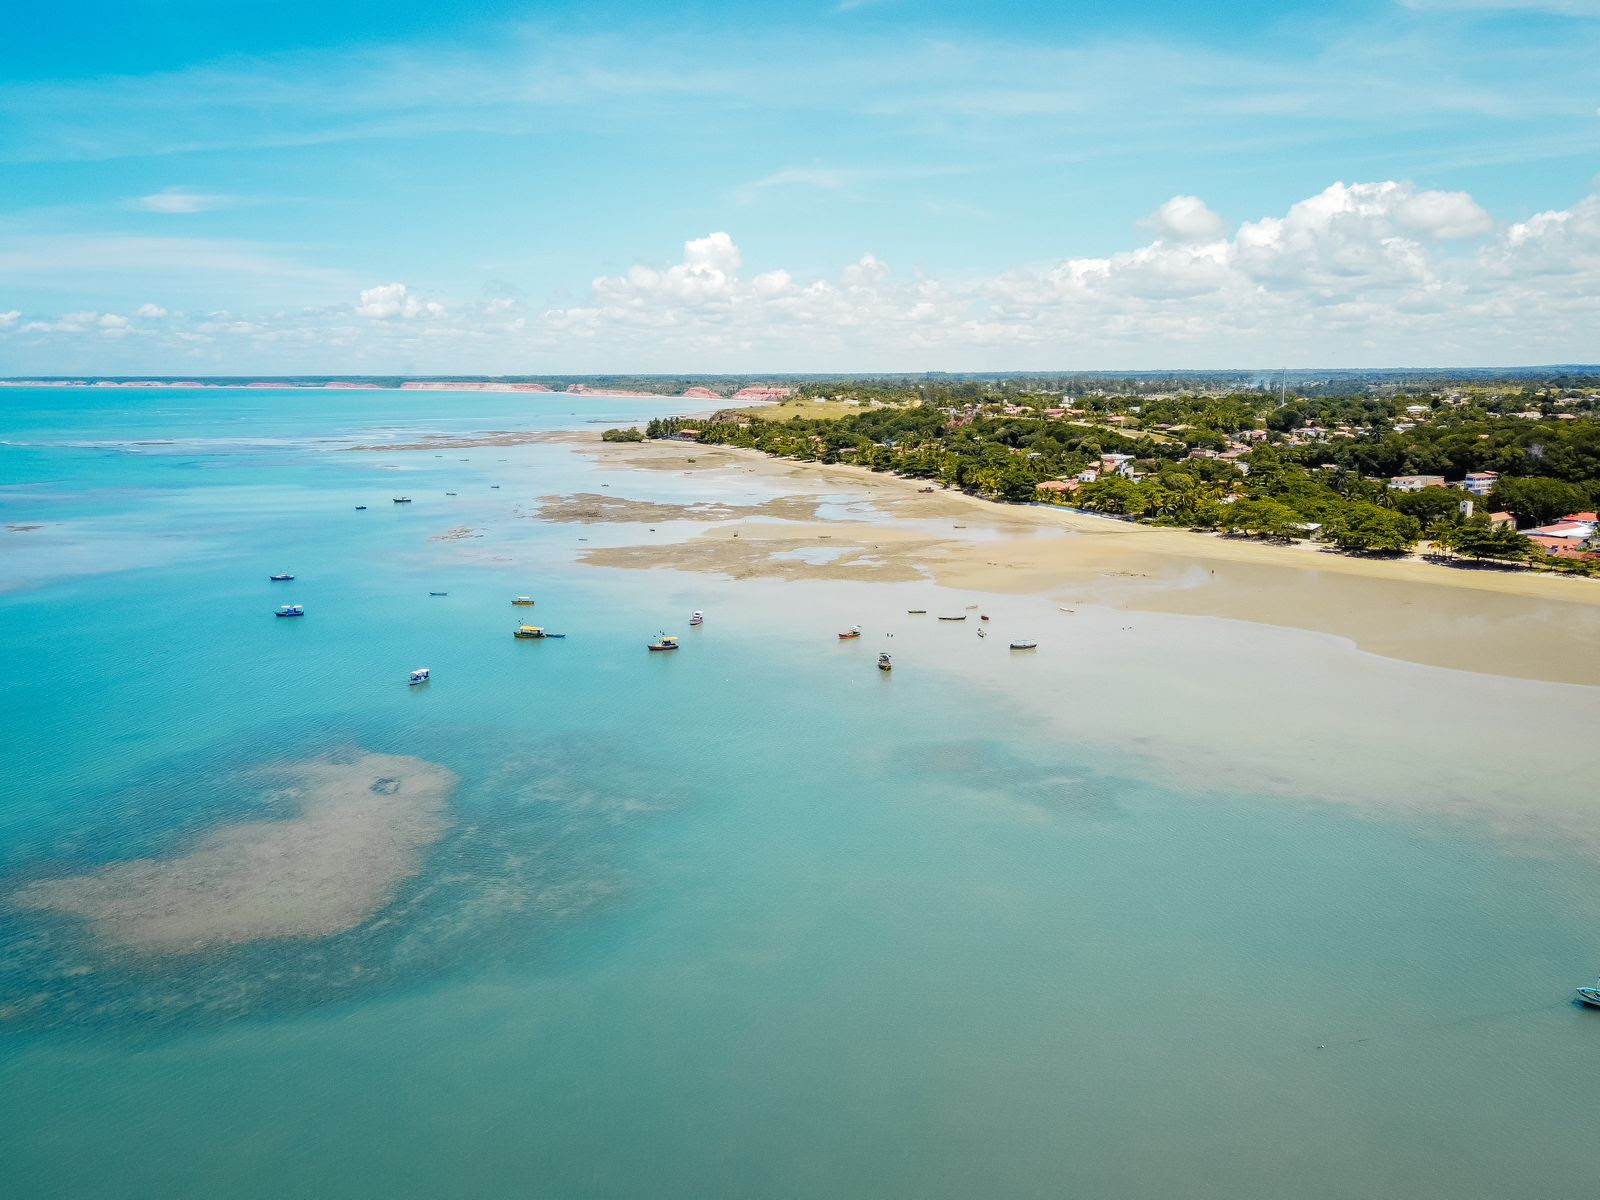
(2, 179), (1596, 373)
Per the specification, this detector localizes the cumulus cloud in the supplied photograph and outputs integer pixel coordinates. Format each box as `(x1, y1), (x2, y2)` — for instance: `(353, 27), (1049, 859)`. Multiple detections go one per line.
(1395, 189), (1494, 239)
(134, 188), (232, 214)
(356, 282), (443, 319)
(538, 180), (1600, 366)
(1144, 195), (1228, 243)
(135, 303), (168, 318)
(11, 180), (1600, 371)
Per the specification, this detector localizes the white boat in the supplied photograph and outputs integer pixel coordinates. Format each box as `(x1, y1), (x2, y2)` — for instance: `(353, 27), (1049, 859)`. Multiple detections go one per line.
(689, 610), (704, 626)
(409, 668), (431, 685)
(1578, 979), (1600, 1009)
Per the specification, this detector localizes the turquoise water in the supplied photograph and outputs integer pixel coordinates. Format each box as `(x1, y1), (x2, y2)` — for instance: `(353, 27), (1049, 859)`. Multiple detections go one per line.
(3, 388), (1599, 1198)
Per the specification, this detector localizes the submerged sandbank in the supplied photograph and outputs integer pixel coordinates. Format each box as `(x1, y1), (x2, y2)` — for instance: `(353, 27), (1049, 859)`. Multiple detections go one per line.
(14, 752), (456, 955)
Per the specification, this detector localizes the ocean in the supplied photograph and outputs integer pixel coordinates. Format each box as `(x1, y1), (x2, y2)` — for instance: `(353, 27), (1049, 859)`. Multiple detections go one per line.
(2, 386), (1598, 1198)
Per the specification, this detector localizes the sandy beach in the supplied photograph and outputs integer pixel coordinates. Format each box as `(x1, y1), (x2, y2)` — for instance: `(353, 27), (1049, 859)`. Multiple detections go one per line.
(549, 438), (1600, 686)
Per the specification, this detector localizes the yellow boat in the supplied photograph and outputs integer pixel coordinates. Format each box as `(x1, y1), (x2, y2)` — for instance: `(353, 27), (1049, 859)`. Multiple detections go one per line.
(511, 596), (535, 606)
(513, 625), (543, 639)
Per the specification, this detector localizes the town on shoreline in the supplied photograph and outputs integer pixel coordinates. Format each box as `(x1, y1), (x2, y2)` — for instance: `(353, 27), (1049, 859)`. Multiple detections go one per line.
(617, 373), (1600, 578)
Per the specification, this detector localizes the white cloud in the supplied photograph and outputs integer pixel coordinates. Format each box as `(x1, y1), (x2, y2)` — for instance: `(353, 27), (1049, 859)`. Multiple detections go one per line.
(134, 188), (232, 214)
(9, 180), (1600, 371)
(1395, 189), (1494, 238)
(135, 303), (168, 318)
(1144, 195), (1228, 243)
(356, 282), (443, 319)
(533, 181), (1600, 367)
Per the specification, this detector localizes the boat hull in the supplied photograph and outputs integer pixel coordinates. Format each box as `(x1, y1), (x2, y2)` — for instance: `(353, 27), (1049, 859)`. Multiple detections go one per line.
(1578, 988), (1600, 1009)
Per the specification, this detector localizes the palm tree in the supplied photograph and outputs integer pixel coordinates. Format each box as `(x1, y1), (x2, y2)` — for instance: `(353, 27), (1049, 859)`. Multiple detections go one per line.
(1426, 520), (1458, 560)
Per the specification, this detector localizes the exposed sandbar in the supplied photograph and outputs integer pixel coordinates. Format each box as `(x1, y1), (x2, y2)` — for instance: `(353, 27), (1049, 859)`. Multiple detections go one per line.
(576, 439), (1600, 684)
(14, 752), (456, 955)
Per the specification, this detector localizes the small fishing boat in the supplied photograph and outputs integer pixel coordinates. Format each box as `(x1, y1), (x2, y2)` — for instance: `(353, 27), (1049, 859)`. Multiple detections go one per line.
(878, 653), (892, 672)
(269, 573), (294, 582)
(838, 626), (862, 640)
(979, 614), (990, 621)
(393, 496), (412, 503)
(429, 591), (448, 596)
(938, 615), (967, 622)
(445, 492), (457, 496)
(977, 628), (986, 638)
(409, 668), (430, 686)
(355, 505), (367, 510)
(274, 604), (304, 618)
(511, 596), (535, 606)
(647, 634), (680, 652)
(689, 611), (704, 626)
(490, 485), (500, 489)
(513, 625), (565, 640)
(907, 609), (927, 614)
(1578, 981), (1600, 1009)
(1009, 640), (1038, 650)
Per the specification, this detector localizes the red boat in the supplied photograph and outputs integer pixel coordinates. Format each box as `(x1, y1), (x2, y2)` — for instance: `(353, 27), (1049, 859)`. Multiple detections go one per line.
(838, 626), (862, 640)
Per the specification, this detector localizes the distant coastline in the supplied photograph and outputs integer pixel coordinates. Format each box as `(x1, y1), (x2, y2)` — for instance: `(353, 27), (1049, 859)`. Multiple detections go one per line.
(0, 378), (797, 400)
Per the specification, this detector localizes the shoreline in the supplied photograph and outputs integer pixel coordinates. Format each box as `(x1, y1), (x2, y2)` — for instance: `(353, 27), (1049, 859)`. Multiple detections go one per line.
(561, 438), (1600, 684)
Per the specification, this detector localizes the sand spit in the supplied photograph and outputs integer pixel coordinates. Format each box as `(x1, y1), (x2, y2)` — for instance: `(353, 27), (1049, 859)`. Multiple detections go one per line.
(578, 439), (1600, 684)
(14, 752), (456, 955)
(343, 430), (571, 452)
(536, 492), (822, 525)
(583, 521), (936, 582)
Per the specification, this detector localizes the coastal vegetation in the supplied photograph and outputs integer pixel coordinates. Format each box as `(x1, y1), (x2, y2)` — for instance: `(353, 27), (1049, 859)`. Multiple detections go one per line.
(633, 377), (1600, 573)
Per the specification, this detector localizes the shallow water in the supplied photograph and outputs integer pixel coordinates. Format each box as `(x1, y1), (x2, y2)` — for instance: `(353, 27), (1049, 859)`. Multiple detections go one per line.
(2, 388), (1599, 1198)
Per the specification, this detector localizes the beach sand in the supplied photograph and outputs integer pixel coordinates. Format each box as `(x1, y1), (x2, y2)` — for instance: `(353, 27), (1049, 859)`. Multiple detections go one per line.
(14, 752), (456, 955)
(555, 439), (1600, 685)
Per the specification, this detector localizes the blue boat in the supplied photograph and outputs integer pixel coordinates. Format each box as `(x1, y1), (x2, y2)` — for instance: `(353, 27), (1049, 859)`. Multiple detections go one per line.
(1578, 982), (1600, 1009)
(274, 604), (304, 618)
(269, 573), (294, 581)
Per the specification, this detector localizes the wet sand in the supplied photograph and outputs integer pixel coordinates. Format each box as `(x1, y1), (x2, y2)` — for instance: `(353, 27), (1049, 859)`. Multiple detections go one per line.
(14, 752), (456, 955)
(567, 440), (1600, 685)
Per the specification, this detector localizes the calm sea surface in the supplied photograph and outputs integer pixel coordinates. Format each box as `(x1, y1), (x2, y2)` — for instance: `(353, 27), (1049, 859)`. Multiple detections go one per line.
(2, 387), (1598, 1199)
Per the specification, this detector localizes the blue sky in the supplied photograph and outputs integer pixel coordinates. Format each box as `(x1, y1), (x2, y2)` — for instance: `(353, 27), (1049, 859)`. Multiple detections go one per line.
(1, 0), (1597, 373)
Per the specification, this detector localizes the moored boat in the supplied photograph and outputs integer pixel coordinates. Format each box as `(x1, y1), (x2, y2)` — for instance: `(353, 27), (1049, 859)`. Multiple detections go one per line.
(647, 634), (680, 652)
(429, 591), (448, 596)
(938, 615), (967, 622)
(269, 573), (294, 581)
(878, 652), (892, 672)
(511, 596), (535, 606)
(907, 609), (927, 614)
(393, 496), (412, 503)
(513, 625), (565, 639)
(1578, 981), (1600, 1009)
(409, 668), (430, 686)
(274, 604), (304, 618)
(1009, 640), (1037, 650)
(355, 505), (367, 510)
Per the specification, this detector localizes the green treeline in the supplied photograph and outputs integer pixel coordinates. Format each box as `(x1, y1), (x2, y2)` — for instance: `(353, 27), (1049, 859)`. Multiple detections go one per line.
(631, 382), (1600, 571)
